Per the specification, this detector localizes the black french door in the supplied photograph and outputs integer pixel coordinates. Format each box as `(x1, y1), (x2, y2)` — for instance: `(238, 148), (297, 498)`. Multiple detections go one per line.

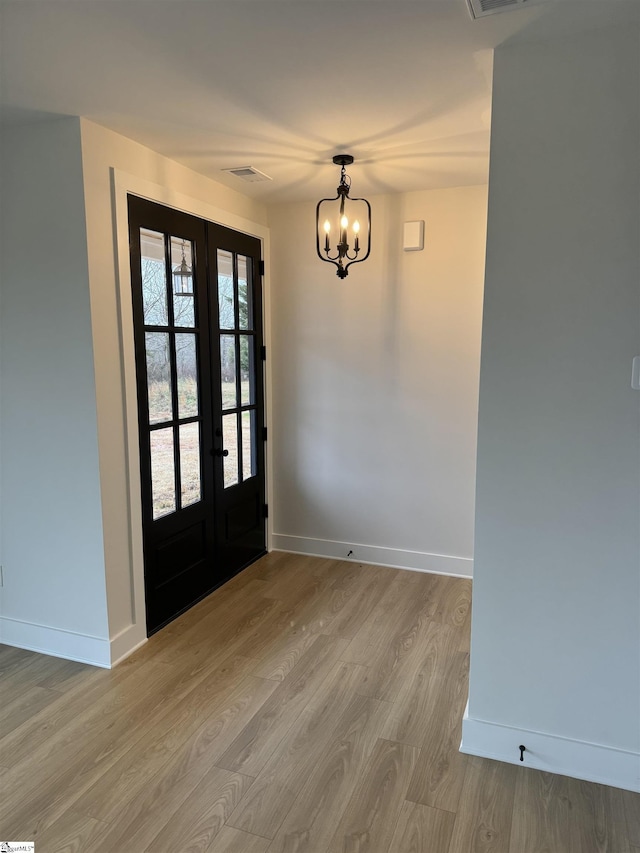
(128, 196), (266, 634)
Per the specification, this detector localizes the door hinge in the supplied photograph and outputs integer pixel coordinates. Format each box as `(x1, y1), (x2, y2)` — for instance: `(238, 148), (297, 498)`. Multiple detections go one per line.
(262, 426), (268, 442)
(259, 259), (265, 277)
(263, 503), (269, 518)
(261, 345), (266, 361)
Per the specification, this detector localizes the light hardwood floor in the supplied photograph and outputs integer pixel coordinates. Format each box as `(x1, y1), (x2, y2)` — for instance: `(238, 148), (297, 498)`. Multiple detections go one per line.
(0, 552), (637, 852)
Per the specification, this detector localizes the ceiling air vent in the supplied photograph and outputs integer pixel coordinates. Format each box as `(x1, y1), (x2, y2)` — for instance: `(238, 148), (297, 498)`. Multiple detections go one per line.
(222, 166), (272, 183)
(466, 0), (537, 18)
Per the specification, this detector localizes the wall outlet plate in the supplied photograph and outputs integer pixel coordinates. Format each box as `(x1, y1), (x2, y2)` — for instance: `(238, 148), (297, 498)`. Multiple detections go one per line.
(632, 356), (640, 390)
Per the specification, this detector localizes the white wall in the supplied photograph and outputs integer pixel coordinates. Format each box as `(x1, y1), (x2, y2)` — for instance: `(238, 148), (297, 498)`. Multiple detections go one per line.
(0, 118), (110, 664)
(79, 119), (269, 662)
(0, 116), (269, 666)
(463, 28), (640, 792)
(268, 186), (487, 575)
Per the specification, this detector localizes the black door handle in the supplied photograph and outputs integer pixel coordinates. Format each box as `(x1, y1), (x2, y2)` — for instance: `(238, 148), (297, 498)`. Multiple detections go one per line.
(213, 447), (229, 457)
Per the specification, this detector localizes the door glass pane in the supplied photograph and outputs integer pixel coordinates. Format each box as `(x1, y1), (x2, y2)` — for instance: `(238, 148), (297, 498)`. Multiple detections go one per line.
(240, 336), (254, 405)
(146, 332), (172, 424)
(218, 250), (235, 329)
(238, 255), (252, 330)
(220, 335), (237, 409)
(140, 229), (168, 326)
(150, 428), (176, 519)
(179, 422), (201, 508)
(176, 333), (198, 419)
(171, 237), (195, 327)
(242, 410), (255, 481)
(223, 413), (239, 488)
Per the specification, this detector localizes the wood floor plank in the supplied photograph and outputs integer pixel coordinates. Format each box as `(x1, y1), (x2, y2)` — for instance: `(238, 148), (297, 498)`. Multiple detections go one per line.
(0, 557), (632, 853)
(432, 576), (472, 629)
(267, 574), (326, 619)
(144, 766), (254, 853)
(266, 695), (392, 853)
(226, 660), (368, 838)
(3, 650), (271, 839)
(346, 572), (435, 651)
(574, 779), (633, 853)
(304, 555), (351, 579)
(35, 657), (94, 692)
(326, 737), (420, 853)
(1, 658), (178, 835)
(509, 768), (635, 853)
(71, 655), (274, 824)
(387, 800), (455, 853)
(0, 648), (160, 766)
(289, 563), (390, 640)
(325, 560), (367, 589)
(0, 643), (33, 667)
(512, 769), (636, 853)
(216, 634), (348, 777)
(88, 679), (274, 852)
(19, 808), (109, 853)
(231, 600), (314, 661)
(257, 555), (323, 604)
(324, 567), (394, 640)
(404, 652), (470, 812)
(623, 789), (640, 847)
(138, 573), (271, 662)
(151, 585), (280, 666)
(206, 825), (271, 853)
(381, 621), (459, 746)
(0, 647), (97, 694)
(343, 583), (421, 675)
(355, 584), (443, 703)
(250, 624), (321, 682)
(0, 682), (61, 738)
(241, 550), (298, 583)
(340, 634), (376, 665)
(449, 756), (517, 853)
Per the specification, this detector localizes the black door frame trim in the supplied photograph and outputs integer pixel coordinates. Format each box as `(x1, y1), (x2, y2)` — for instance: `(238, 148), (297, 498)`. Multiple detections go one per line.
(112, 179), (270, 649)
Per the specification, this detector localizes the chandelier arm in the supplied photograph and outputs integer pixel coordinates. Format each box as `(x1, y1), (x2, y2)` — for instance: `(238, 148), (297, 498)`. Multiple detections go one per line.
(324, 249), (343, 262)
(337, 196), (372, 275)
(315, 194), (341, 265)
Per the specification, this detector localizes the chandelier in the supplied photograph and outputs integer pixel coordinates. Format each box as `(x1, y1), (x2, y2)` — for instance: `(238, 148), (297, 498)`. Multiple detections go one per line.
(316, 154), (371, 279)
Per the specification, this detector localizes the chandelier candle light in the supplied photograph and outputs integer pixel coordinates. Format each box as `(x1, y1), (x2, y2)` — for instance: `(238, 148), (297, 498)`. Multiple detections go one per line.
(316, 154), (371, 279)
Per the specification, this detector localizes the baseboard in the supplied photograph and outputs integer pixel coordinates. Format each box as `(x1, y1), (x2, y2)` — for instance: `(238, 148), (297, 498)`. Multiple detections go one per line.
(460, 703), (640, 793)
(0, 615), (111, 668)
(109, 623), (147, 666)
(271, 534), (473, 578)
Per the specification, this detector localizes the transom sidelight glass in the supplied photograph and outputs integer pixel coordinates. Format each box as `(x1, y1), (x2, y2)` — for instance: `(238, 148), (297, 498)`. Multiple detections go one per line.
(140, 227), (202, 519)
(217, 249), (258, 489)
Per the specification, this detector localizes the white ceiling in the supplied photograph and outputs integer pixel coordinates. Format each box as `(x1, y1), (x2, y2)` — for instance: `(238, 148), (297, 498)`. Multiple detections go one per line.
(1, 0), (637, 203)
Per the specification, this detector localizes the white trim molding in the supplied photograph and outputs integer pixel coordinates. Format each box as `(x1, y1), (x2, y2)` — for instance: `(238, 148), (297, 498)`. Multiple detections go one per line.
(461, 703), (640, 793)
(271, 534), (473, 578)
(0, 616), (111, 668)
(110, 169), (272, 662)
(109, 624), (147, 667)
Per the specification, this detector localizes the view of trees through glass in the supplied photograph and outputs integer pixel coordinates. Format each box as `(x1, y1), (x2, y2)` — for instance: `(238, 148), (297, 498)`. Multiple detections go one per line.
(140, 231), (255, 515)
